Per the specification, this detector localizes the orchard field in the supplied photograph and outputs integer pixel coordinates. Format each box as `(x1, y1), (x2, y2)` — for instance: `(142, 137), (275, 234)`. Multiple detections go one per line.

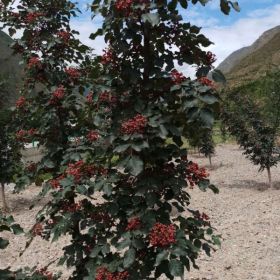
(1, 144), (280, 280)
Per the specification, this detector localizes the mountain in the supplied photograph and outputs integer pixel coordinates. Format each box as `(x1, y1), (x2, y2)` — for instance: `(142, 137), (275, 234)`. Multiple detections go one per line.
(217, 25), (280, 87)
(0, 31), (23, 106)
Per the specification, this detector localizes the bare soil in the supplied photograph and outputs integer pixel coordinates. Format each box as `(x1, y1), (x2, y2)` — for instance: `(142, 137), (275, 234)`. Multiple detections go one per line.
(1, 144), (280, 280)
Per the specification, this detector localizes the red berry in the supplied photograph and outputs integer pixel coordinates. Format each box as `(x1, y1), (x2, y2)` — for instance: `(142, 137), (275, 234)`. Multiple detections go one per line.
(27, 56), (41, 69)
(87, 130), (100, 142)
(65, 67), (81, 80)
(171, 69), (187, 85)
(126, 217), (141, 231)
(121, 114), (147, 135)
(16, 96), (26, 108)
(149, 223), (176, 247)
(49, 85), (65, 105)
(198, 76), (215, 88)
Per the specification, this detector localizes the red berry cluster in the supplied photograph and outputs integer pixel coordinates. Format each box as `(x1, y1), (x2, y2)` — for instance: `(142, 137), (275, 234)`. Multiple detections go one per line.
(27, 56), (41, 69)
(149, 223), (176, 247)
(49, 85), (65, 105)
(32, 223), (44, 236)
(49, 174), (65, 189)
(25, 12), (45, 24)
(115, 0), (149, 16)
(171, 69), (187, 85)
(65, 67), (81, 80)
(186, 162), (209, 187)
(206, 51), (216, 65)
(115, 0), (133, 16)
(101, 48), (114, 65)
(57, 30), (71, 42)
(16, 128), (36, 142)
(199, 77), (215, 88)
(66, 160), (96, 182)
(125, 217), (141, 231)
(99, 91), (117, 105)
(36, 268), (53, 280)
(96, 267), (129, 280)
(86, 92), (93, 103)
(87, 130), (100, 142)
(16, 96), (26, 108)
(121, 114), (147, 135)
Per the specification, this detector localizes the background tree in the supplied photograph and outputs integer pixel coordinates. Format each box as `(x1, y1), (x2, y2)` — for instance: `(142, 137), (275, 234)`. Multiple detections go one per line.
(222, 71), (280, 187)
(0, 77), (22, 211)
(1, 0), (239, 279)
(199, 129), (215, 166)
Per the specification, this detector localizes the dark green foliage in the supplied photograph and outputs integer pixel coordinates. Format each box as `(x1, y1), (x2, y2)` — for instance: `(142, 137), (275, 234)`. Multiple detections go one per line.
(0, 78), (22, 210)
(199, 129), (215, 165)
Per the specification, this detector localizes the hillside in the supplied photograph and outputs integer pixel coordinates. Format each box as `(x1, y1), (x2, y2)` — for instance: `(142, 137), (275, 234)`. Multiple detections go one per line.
(217, 25), (280, 87)
(0, 31), (23, 106)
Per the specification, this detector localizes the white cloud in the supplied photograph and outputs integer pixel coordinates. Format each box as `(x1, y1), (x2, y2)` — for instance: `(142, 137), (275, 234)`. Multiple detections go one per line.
(204, 4), (280, 67)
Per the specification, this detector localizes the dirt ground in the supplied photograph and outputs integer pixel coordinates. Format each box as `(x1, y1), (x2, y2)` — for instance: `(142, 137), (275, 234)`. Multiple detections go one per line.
(1, 144), (280, 280)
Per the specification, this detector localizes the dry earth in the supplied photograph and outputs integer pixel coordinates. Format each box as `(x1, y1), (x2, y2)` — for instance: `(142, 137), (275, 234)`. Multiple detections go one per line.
(1, 144), (280, 280)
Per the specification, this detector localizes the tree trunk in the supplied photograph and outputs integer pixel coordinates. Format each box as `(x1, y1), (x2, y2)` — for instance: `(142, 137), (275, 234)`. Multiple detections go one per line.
(1, 183), (9, 212)
(209, 155), (212, 166)
(267, 167), (273, 188)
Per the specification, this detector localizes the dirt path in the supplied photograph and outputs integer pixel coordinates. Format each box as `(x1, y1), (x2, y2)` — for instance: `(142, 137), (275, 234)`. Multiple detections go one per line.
(1, 144), (280, 279)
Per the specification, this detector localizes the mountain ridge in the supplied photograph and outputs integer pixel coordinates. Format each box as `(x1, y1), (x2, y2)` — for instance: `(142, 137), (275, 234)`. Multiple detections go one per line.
(216, 25), (280, 88)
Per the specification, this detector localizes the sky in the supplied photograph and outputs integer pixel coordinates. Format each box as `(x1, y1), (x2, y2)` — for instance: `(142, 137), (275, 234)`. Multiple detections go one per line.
(71, 0), (280, 75)
(4, 0), (280, 75)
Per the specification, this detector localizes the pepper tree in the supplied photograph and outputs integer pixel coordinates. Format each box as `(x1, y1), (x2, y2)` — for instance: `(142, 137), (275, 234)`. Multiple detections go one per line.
(0, 108), (22, 211)
(0, 77), (22, 211)
(1, 0), (239, 279)
(199, 129), (215, 166)
(222, 75), (280, 188)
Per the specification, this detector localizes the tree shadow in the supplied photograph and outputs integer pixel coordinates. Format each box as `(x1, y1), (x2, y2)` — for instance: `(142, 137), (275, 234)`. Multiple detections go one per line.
(224, 179), (270, 191)
(3, 189), (49, 213)
(271, 181), (280, 190)
(205, 162), (234, 171)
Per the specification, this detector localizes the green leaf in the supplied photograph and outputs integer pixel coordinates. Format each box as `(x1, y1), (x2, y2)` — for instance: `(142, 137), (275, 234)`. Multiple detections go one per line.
(155, 250), (169, 266)
(114, 144), (130, 153)
(141, 13), (160, 26)
(198, 94), (218, 105)
(212, 235), (221, 247)
(0, 269), (14, 279)
(169, 259), (184, 276)
(126, 156), (144, 176)
(209, 184), (219, 194)
(0, 237), (9, 249)
(199, 108), (214, 128)
(43, 159), (55, 168)
(10, 224), (24, 235)
(123, 248), (136, 268)
(220, 0), (230, 15)
(179, 0), (188, 8)
(230, 1), (240, 12)
(212, 69), (226, 84)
